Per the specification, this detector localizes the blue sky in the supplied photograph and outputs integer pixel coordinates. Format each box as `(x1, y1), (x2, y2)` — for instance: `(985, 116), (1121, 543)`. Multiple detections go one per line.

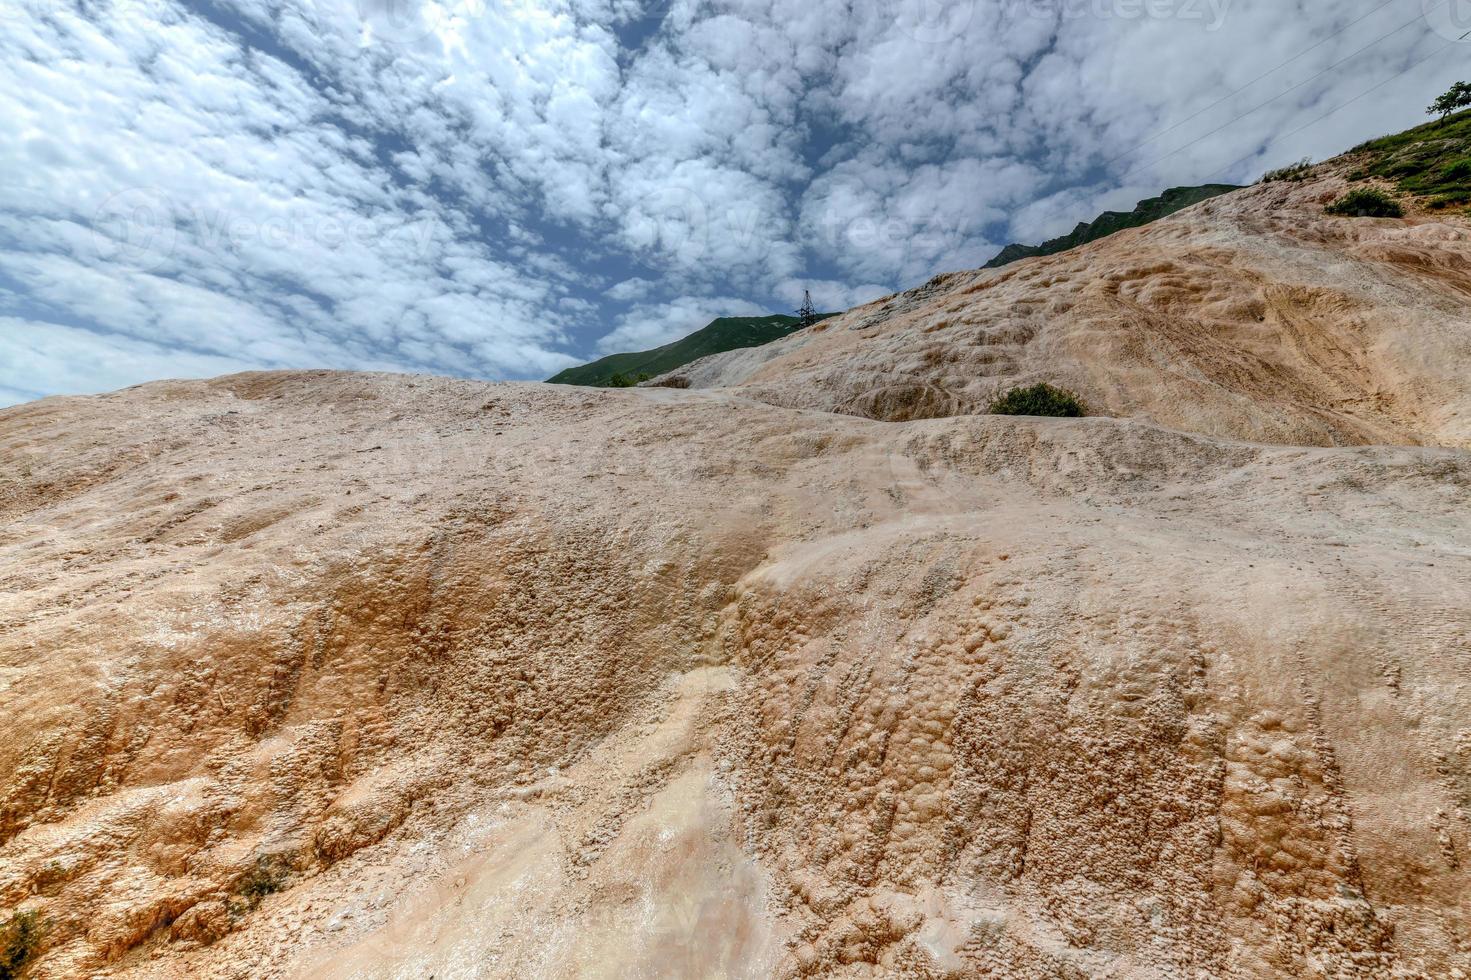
(0, 0), (1465, 405)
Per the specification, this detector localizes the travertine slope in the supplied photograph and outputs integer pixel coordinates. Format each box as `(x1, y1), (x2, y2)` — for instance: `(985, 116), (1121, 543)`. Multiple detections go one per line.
(3, 173), (1471, 979)
(659, 173), (1471, 450)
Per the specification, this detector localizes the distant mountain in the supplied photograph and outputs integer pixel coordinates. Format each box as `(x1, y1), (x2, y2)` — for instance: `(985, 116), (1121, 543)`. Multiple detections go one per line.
(548, 313), (835, 387)
(984, 184), (1242, 269)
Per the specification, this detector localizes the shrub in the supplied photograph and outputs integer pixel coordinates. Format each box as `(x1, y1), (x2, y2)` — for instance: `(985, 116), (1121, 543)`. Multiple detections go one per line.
(1440, 158), (1471, 182)
(1, 910), (44, 980)
(988, 383), (1085, 418)
(605, 371), (651, 388)
(1427, 193), (1471, 210)
(1262, 158), (1314, 183)
(1324, 188), (1403, 218)
(235, 855), (289, 906)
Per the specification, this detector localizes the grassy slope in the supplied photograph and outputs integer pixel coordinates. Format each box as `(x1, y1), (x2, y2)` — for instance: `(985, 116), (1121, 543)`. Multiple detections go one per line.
(984, 184), (1242, 269)
(1348, 108), (1471, 210)
(548, 314), (834, 386)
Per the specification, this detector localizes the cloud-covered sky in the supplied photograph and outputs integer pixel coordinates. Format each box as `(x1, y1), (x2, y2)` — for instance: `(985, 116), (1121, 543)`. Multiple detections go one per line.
(0, 0), (1463, 404)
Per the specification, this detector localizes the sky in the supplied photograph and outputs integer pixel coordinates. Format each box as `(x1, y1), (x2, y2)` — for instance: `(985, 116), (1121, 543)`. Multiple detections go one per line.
(0, 0), (1465, 405)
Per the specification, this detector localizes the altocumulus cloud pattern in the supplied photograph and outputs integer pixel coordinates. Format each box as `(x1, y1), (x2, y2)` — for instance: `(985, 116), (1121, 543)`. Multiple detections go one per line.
(0, 0), (1464, 405)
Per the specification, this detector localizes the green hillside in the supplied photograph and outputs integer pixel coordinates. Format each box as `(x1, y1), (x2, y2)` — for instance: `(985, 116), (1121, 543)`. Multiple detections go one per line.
(984, 184), (1242, 269)
(548, 313), (833, 387)
(1347, 108), (1471, 211)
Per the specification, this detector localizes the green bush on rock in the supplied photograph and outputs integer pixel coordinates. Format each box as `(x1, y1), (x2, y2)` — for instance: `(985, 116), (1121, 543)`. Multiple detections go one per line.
(1325, 188), (1403, 218)
(988, 383), (1086, 418)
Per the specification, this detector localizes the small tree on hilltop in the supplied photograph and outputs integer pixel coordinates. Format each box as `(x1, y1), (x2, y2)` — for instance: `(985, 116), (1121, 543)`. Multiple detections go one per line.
(1429, 81), (1471, 122)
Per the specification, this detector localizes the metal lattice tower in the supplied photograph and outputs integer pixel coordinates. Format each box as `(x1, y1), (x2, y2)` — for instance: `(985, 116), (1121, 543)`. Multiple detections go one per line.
(796, 289), (818, 328)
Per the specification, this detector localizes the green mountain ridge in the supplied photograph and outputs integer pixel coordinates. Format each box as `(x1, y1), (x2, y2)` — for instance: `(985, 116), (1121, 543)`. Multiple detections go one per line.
(547, 314), (834, 387)
(983, 184), (1242, 269)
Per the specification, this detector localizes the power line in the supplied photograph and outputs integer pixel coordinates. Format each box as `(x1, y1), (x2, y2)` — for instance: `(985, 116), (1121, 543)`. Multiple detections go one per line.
(1205, 38), (1457, 181)
(1102, 0), (1405, 168)
(1120, 1), (1448, 182)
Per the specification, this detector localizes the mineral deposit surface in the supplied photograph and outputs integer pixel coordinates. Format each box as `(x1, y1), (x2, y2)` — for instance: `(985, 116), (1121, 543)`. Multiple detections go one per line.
(3, 173), (1470, 978)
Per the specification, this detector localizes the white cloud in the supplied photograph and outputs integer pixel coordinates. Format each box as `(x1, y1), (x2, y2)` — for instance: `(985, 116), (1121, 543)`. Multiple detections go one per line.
(0, 0), (1457, 401)
(1004, 181), (1161, 245)
(0, 317), (258, 406)
(598, 294), (769, 353)
(607, 276), (657, 301)
(774, 278), (891, 312)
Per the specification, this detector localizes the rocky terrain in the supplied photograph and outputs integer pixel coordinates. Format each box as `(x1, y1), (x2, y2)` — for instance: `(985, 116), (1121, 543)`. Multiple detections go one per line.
(659, 172), (1471, 451)
(3, 165), (1471, 979)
